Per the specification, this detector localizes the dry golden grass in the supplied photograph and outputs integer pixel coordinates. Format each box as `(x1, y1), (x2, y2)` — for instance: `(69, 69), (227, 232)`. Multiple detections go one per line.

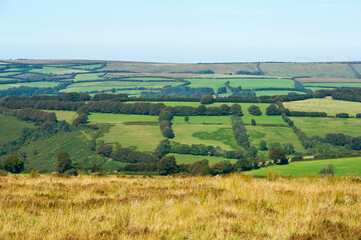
(1, 174), (361, 239)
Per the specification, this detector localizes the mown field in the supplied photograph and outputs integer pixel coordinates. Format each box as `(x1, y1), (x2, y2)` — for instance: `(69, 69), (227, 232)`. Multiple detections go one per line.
(284, 97), (361, 116)
(249, 157), (361, 176)
(1, 175), (361, 239)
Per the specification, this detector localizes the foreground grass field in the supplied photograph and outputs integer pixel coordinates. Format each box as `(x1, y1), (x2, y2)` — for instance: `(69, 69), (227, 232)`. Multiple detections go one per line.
(249, 157), (361, 177)
(1, 175), (361, 239)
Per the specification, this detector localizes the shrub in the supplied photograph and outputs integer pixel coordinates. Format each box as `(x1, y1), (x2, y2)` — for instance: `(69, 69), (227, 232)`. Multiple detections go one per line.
(319, 164), (335, 176)
(2, 155), (24, 173)
(251, 119), (256, 125)
(64, 168), (78, 176)
(266, 104), (281, 115)
(96, 145), (113, 157)
(356, 113), (361, 118)
(265, 170), (281, 181)
(29, 170), (39, 178)
(259, 140), (267, 151)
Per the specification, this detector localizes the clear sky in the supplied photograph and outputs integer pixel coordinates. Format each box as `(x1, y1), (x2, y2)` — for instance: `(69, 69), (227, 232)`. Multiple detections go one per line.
(1, 0), (360, 63)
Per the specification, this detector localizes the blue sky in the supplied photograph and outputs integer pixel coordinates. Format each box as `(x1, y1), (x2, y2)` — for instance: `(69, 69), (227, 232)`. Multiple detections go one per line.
(0, 0), (360, 62)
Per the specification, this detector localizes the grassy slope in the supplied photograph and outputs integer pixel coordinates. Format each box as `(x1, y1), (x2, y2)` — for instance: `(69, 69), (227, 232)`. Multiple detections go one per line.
(246, 125), (305, 153)
(19, 128), (105, 171)
(290, 117), (361, 137)
(284, 97), (361, 116)
(1, 175), (361, 239)
(228, 78), (294, 89)
(303, 82), (361, 88)
(0, 82), (59, 90)
(249, 157), (361, 176)
(0, 115), (35, 145)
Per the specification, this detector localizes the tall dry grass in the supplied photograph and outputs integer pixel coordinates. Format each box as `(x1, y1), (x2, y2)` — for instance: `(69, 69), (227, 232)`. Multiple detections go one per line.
(0, 174), (361, 239)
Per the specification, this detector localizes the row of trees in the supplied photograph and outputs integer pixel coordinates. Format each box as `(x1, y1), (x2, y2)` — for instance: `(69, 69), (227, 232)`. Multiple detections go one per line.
(231, 115), (250, 148)
(158, 109), (175, 139)
(96, 145), (158, 164)
(0, 107), (57, 123)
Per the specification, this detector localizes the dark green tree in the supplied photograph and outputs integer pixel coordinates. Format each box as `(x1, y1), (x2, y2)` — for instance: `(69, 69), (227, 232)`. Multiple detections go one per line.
(200, 94), (214, 104)
(251, 119), (256, 125)
(259, 140), (267, 151)
(55, 151), (72, 173)
(188, 159), (211, 176)
(2, 155), (24, 173)
(266, 104), (281, 116)
(157, 155), (179, 176)
(268, 148), (288, 165)
(72, 113), (88, 126)
(230, 103), (243, 116)
(184, 116), (189, 123)
(248, 105), (262, 116)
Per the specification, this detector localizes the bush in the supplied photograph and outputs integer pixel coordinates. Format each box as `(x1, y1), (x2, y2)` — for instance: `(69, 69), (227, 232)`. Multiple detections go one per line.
(251, 119), (256, 125)
(96, 145), (113, 157)
(29, 170), (39, 178)
(265, 170), (281, 181)
(259, 140), (267, 151)
(319, 164), (335, 176)
(266, 104), (281, 116)
(2, 155), (24, 173)
(356, 113), (361, 118)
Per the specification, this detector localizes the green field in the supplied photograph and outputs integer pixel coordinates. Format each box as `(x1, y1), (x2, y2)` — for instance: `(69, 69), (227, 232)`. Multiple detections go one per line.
(186, 78), (228, 91)
(0, 78), (15, 82)
(249, 157), (361, 177)
(304, 87), (335, 91)
(169, 153), (237, 165)
(290, 117), (361, 137)
(0, 82), (60, 90)
(303, 82), (361, 88)
(0, 115), (35, 144)
(61, 81), (182, 93)
(0, 72), (20, 77)
(228, 78), (294, 89)
(255, 90), (301, 96)
(172, 124), (239, 150)
(260, 63), (356, 78)
(88, 113), (158, 123)
(124, 77), (175, 81)
(246, 125), (304, 153)
(98, 123), (163, 152)
(241, 115), (287, 125)
(73, 73), (106, 82)
(30, 67), (86, 75)
(284, 97), (361, 116)
(45, 110), (78, 123)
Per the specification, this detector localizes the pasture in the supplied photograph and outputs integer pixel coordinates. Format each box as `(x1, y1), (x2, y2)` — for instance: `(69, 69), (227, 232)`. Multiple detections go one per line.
(88, 113), (158, 123)
(61, 81), (182, 93)
(227, 78), (294, 89)
(46, 110), (78, 122)
(260, 62), (356, 78)
(1, 175), (361, 239)
(351, 64), (361, 73)
(0, 115), (35, 145)
(284, 97), (361, 116)
(249, 157), (361, 176)
(303, 82), (361, 88)
(290, 117), (361, 137)
(73, 73), (106, 82)
(30, 67), (86, 75)
(98, 123), (163, 152)
(255, 90), (301, 96)
(0, 82), (60, 90)
(172, 124), (239, 150)
(246, 125), (304, 153)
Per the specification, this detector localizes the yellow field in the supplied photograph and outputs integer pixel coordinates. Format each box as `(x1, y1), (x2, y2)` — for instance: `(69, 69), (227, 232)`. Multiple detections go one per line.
(1, 175), (361, 239)
(284, 97), (361, 116)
